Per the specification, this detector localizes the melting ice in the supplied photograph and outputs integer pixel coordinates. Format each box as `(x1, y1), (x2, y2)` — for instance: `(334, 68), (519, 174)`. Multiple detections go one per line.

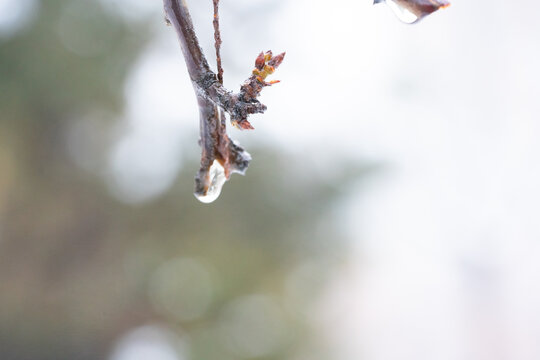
(194, 160), (227, 204)
(375, 0), (450, 24)
(385, 0), (419, 24)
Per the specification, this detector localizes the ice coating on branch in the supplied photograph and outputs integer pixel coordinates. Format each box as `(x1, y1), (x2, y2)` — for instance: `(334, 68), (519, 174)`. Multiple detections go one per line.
(193, 142), (251, 204)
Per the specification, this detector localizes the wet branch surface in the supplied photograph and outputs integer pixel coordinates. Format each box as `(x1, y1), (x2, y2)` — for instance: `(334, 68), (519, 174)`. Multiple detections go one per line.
(163, 0), (284, 200)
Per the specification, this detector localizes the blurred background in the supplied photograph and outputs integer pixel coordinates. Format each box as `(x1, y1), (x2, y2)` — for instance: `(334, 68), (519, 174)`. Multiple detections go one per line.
(1, 0), (540, 359)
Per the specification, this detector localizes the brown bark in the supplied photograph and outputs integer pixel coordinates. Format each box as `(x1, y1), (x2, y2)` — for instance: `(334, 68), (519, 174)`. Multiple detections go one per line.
(213, 0), (224, 85)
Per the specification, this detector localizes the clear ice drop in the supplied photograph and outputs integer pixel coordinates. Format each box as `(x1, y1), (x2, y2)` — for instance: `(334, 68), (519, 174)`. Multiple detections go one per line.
(385, 0), (419, 24)
(194, 160), (227, 204)
(376, 0), (450, 24)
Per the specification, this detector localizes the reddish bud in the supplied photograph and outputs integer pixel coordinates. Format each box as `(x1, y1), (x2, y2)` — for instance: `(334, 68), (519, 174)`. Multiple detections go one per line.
(255, 52), (265, 70)
(268, 52), (285, 68)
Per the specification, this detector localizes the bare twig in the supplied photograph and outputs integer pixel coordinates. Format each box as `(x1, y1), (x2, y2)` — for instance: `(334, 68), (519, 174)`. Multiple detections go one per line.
(213, 0), (224, 84)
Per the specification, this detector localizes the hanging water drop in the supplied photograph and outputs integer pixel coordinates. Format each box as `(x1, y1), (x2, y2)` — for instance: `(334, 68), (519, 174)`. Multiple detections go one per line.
(374, 0), (450, 24)
(385, 0), (419, 23)
(194, 160), (227, 204)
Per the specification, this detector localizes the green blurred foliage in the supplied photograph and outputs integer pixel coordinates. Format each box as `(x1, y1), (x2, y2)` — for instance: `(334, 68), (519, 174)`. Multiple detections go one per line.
(0, 1), (370, 360)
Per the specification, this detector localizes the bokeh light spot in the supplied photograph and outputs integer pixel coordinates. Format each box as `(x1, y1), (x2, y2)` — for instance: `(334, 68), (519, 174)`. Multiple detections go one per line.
(218, 294), (288, 358)
(149, 258), (214, 322)
(109, 325), (187, 360)
(0, 0), (38, 39)
(57, 1), (116, 57)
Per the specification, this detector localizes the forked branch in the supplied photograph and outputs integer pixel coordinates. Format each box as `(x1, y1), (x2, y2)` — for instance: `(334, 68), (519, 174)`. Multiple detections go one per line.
(163, 0), (284, 202)
(163, 0), (449, 203)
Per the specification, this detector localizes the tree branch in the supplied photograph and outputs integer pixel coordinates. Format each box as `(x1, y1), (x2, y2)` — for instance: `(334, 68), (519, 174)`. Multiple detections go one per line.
(163, 0), (284, 202)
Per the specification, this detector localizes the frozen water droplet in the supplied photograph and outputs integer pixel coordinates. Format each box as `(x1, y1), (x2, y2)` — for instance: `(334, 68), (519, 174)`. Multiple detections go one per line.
(194, 160), (227, 204)
(376, 0), (450, 24)
(385, 0), (419, 24)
